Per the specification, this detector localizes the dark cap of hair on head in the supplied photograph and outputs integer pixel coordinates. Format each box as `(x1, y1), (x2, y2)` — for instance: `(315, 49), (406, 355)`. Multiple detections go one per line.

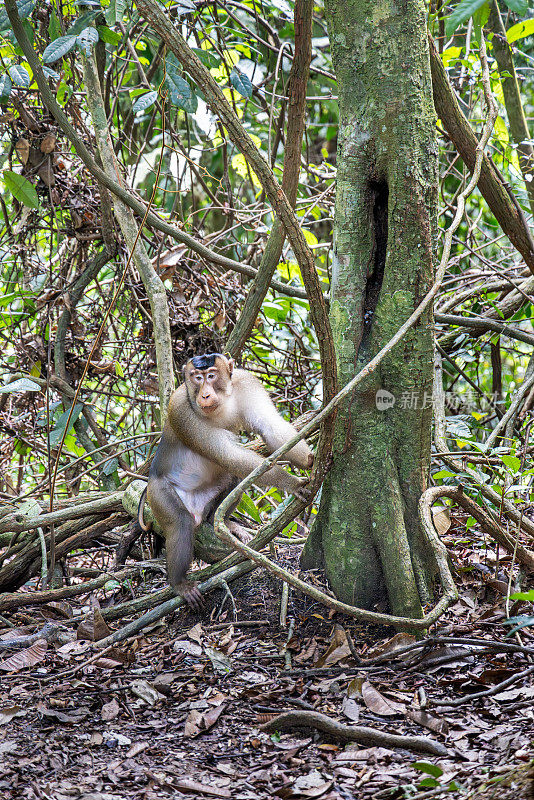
(190, 353), (223, 370)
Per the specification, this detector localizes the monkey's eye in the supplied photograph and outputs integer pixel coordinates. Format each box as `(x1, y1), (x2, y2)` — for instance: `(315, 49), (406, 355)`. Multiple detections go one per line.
(207, 372), (217, 381)
(194, 375), (203, 383)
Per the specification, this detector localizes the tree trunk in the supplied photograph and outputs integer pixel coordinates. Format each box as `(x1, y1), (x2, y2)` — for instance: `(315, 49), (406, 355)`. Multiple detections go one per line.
(302, 0), (438, 618)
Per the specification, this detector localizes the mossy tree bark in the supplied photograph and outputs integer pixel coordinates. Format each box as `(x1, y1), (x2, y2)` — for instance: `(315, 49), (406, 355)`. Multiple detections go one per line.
(302, 0), (438, 618)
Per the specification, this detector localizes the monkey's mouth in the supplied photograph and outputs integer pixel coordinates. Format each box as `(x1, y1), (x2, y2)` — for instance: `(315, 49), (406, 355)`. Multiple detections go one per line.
(198, 402), (219, 413)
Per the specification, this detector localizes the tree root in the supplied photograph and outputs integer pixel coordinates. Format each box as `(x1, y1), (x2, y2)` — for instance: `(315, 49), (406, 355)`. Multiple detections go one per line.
(259, 710), (449, 757)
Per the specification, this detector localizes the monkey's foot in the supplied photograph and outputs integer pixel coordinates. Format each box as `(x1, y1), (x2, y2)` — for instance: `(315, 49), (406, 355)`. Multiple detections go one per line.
(177, 580), (204, 612)
(227, 520), (253, 545)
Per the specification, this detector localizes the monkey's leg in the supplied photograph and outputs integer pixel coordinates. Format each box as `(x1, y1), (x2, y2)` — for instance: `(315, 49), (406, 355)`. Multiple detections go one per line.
(147, 479), (204, 611)
(204, 481), (253, 544)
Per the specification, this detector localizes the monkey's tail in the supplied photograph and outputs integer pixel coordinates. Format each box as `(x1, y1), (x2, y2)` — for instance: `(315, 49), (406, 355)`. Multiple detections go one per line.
(137, 486), (151, 532)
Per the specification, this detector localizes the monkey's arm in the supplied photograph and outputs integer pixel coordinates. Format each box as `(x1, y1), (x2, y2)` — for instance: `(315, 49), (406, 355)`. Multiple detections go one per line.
(242, 385), (313, 470)
(172, 405), (304, 495)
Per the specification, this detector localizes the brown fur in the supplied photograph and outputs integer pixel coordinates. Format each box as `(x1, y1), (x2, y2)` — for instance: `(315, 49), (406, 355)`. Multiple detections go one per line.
(140, 355), (313, 610)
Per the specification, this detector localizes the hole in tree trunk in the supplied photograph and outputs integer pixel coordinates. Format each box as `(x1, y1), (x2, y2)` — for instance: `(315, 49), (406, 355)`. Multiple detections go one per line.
(362, 179), (389, 341)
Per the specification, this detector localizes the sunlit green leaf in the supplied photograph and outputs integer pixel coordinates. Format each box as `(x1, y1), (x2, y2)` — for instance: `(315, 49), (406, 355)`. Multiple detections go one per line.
(238, 492), (261, 523)
(97, 25), (121, 46)
(500, 454), (521, 473)
(506, 18), (534, 42)
(509, 590), (534, 601)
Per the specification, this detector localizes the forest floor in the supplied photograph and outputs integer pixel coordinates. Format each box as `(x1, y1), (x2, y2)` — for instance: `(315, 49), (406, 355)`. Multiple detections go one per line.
(0, 513), (533, 800)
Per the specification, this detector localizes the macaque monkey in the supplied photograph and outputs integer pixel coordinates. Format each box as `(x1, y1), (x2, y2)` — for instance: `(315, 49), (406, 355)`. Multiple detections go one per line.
(139, 353), (314, 610)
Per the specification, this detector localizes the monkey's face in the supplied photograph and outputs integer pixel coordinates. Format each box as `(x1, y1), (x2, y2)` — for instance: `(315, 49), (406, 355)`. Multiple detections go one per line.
(184, 354), (234, 416)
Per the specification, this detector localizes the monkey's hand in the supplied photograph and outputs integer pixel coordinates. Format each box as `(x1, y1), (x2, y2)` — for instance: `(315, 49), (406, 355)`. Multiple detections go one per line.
(176, 580), (204, 612)
(293, 477), (312, 503)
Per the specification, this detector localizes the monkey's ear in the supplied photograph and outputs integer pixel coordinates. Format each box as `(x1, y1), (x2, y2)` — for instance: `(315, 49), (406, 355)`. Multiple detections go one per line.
(227, 357), (234, 377)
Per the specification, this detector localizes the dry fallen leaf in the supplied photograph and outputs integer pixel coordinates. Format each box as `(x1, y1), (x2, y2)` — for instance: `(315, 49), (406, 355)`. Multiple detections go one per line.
(341, 696), (360, 722)
(40, 133), (56, 153)
(406, 708), (449, 735)
(101, 697), (120, 721)
(363, 631), (416, 659)
(0, 639), (47, 672)
(173, 778), (231, 798)
(361, 680), (406, 716)
(15, 137), (30, 165)
(0, 706), (26, 725)
(432, 505), (451, 536)
(315, 627), (351, 668)
(130, 679), (165, 706)
(184, 703), (226, 737)
(76, 609), (110, 642)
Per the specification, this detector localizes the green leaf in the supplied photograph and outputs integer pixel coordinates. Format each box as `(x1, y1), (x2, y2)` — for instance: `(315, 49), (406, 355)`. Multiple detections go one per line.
(8, 64), (30, 87)
(502, 0), (528, 13)
(103, 457), (119, 475)
(413, 762), (444, 778)
(0, 377), (40, 393)
(103, 578), (121, 591)
(42, 35), (78, 64)
(0, 73), (12, 100)
(503, 614), (534, 635)
(445, 0), (488, 36)
(230, 67), (253, 98)
(49, 403), (84, 447)
(106, 0), (126, 25)
(166, 69), (197, 112)
(0, 0), (35, 32)
(175, 0), (196, 13)
(42, 66), (60, 80)
(67, 10), (100, 35)
(510, 589), (534, 601)
(238, 492), (261, 523)
(97, 25), (121, 46)
(76, 26), (99, 55)
(271, 0), (292, 19)
(132, 90), (158, 114)
(191, 47), (220, 68)
(445, 417), (471, 437)
(418, 778), (440, 789)
(500, 454), (521, 473)
(3, 170), (38, 208)
(506, 19), (534, 42)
